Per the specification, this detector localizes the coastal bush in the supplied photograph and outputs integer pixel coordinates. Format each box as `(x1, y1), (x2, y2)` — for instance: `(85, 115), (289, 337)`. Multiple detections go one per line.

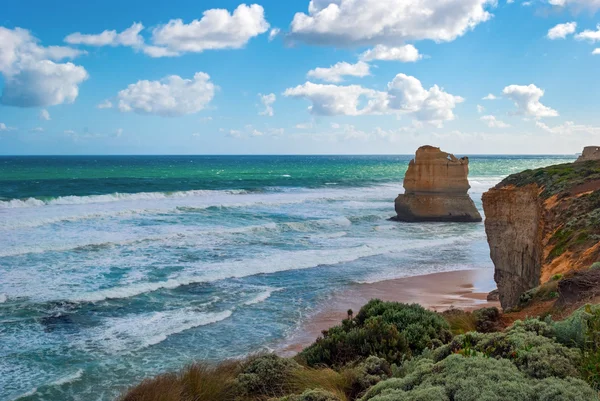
(444, 321), (581, 380)
(278, 389), (342, 401)
(235, 354), (300, 398)
(300, 300), (452, 367)
(361, 354), (598, 401)
(472, 307), (501, 333)
(591, 262), (600, 270)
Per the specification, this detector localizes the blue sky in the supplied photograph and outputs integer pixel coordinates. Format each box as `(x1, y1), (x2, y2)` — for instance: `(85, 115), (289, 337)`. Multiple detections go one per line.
(0, 0), (599, 155)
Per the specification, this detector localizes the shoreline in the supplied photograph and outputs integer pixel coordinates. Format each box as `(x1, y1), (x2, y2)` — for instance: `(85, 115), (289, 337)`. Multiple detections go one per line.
(277, 268), (499, 356)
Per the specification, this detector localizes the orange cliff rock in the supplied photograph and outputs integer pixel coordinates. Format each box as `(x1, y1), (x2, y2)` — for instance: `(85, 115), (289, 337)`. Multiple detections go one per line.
(483, 155), (600, 309)
(393, 146), (482, 223)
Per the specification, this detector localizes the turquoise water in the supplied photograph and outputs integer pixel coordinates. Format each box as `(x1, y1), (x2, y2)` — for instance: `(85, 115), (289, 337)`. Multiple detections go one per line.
(0, 155), (575, 401)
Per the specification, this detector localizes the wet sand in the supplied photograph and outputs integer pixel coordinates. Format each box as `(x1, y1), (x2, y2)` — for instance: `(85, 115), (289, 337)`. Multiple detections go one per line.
(278, 269), (499, 355)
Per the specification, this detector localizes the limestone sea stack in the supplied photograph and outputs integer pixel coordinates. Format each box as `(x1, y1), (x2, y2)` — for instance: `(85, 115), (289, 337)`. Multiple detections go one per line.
(393, 146), (482, 223)
(577, 146), (600, 162)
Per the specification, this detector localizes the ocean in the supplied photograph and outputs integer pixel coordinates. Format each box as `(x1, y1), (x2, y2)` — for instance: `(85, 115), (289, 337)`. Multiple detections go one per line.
(0, 155), (575, 401)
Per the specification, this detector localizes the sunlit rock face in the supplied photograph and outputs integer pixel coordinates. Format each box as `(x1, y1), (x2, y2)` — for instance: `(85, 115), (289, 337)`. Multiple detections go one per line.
(577, 146), (600, 163)
(393, 146), (482, 223)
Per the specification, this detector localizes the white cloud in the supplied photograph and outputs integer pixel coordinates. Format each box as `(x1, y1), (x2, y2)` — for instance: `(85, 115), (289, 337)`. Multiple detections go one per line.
(39, 109), (50, 120)
(97, 100), (113, 109)
(30, 127), (44, 132)
(284, 73), (463, 126)
(502, 84), (558, 118)
(1, 60), (88, 107)
(149, 4), (269, 56)
(359, 44), (422, 62)
(477, 104), (485, 113)
(548, 0), (600, 11)
(387, 74), (464, 126)
(575, 25), (600, 42)
(536, 120), (600, 135)
(0, 122), (16, 131)
(0, 27), (88, 107)
(547, 22), (577, 39)
(116, 72), (216, 117)
(295, 122), (314, 129)
(307, 61), (370, 83)
(284, 82), (387, 116)
(200, 116), (213, 122)
(481, 115), (510, 128)
(593, 48), (600, 54)
(482, 93), (497, 100)
(115, 128), (123, 137)
(65, 23), (144, 48)
(289, 0), (494, 46)
(258, 93), (276, 116)
(269, 28), (281, 41)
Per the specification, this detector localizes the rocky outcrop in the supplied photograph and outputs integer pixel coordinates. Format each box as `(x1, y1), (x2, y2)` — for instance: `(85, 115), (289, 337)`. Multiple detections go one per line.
(394, 146), (482, 222)
(483, 157), (600, 309)
(577, 146), (600, 162)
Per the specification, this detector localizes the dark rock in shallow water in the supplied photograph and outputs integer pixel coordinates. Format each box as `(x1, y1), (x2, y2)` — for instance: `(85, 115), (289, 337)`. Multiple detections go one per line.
(393, 146), (482, 223)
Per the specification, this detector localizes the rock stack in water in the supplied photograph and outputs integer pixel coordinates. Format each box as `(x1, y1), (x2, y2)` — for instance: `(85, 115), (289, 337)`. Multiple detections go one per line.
(577, 146), (600, 162)
(393, 146), (482, 222)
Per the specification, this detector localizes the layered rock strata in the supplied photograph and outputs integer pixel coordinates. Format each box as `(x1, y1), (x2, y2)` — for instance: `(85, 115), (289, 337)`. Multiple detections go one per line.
(393, 146), (482, 223)
(483, 154), (600, 309)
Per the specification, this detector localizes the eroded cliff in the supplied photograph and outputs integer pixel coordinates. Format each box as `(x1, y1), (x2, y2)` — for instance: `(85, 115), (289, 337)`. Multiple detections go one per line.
(483, 159), (600, 309)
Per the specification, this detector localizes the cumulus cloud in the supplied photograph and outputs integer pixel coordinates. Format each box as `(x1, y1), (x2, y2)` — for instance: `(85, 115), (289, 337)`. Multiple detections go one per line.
(289, 0), (494, 46)
(593, 48), (600, 54)
(547, 22), (577, 39)
(1, 60), (88, 107)
(359, 44), (422, 62)
(502, 84), (558, 118)
(65, 23), (144, 48)
(387, 74), (464, 126)
(0, 27), (88, 107)
(116, 72), (216, 117)
(307, 61), (370, 83)
(269, 28), (281, 41)
(30, 127), (44, 132)
(39, 108), (50, 120)
(97, 99), (113, 109)
(575, 25), (600, 42)
(477, 104), (485, 113)
(284, 82), (388, 116)
(284, 73), (463, 126)
(482, 93), (497, 100)
(481, 115), (510, 128)
(149, 4), (269, 56)
(258, 93), (276, 116)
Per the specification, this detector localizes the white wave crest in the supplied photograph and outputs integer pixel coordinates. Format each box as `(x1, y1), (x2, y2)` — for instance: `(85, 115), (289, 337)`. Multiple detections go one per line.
(244, 287), (282, 306)
(0, 189), (249, 209)
(70, 237), (457, 303)
(49, 369), (84, 386)
(0, 294), (7, 303)
(91, 309), (233, 353)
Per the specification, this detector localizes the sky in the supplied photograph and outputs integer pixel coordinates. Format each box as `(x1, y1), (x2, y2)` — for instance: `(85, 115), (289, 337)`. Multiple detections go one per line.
(0, 0), (599, 155)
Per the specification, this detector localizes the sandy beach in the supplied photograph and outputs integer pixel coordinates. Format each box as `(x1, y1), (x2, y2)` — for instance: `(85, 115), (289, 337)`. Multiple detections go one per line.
(279, 268), (500, 355)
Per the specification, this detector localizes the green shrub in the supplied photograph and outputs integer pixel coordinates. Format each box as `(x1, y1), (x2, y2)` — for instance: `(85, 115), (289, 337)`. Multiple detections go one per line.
(362, 355), (598, 401)
(278, 389), (342, 401)
(591, 262), (600, 270)
(446, 321), (581, 380)
(300, 300), (451, 367)
(235, 354), (300, 398)
(552, 274), (564, 281)
(473, 307), (501, 333)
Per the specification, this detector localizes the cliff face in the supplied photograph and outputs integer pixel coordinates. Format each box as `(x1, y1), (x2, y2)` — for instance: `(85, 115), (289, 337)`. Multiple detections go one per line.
(394, 146), (482, 222)
(483, 159), (600, 309)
